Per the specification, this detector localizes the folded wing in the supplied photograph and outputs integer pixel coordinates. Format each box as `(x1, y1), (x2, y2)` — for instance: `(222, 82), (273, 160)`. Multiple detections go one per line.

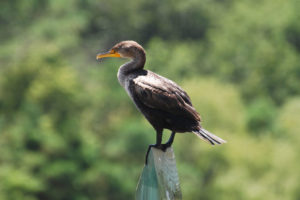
(129, 71), (201, 121)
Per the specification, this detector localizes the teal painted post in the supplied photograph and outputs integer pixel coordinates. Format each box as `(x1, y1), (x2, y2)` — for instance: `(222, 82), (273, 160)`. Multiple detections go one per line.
(136, 147), (182, 200)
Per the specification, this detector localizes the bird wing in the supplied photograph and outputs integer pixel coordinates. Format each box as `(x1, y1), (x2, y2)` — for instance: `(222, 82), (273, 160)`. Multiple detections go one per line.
(129, 71), (201, 121)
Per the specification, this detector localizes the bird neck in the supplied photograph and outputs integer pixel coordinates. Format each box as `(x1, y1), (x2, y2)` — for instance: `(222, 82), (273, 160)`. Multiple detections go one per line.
(121, 52), (146, 73)
(117, 53), (146, 87)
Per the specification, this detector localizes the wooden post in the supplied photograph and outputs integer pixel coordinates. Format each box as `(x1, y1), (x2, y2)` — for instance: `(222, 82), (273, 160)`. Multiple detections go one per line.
(136, 147), (182, 200)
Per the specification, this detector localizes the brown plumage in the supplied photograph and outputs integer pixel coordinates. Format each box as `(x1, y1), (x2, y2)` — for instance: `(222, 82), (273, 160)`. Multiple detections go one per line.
(97, 40), (226, 164)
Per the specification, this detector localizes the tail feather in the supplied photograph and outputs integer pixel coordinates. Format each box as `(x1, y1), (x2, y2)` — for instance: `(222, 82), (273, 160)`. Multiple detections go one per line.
(193, 128), (226, 145)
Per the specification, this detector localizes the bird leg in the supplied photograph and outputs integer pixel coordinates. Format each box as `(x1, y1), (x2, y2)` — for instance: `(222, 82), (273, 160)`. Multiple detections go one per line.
(145, 129), (162, 165)
(161, 131), (176, 151)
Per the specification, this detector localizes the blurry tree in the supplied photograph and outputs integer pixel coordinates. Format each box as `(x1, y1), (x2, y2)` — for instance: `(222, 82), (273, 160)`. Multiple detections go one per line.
(246, 97), (276, 134)
(1, 0), (300, 199)
(202, 0), (300, 105)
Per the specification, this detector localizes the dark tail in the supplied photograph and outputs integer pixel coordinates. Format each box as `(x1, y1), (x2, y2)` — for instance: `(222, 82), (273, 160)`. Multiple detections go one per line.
(193, 128), (226, 145)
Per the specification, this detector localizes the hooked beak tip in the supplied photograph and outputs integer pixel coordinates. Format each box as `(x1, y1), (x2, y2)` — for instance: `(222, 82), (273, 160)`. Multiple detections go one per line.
(96, 50), (121, 61)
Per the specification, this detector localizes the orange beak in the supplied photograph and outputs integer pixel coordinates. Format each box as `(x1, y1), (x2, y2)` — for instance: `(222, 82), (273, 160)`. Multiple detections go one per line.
(96, 50), (121, 60)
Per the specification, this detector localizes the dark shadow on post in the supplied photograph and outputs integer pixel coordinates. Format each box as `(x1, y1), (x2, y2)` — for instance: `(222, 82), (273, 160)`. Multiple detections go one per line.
(136, 147), (182, 200)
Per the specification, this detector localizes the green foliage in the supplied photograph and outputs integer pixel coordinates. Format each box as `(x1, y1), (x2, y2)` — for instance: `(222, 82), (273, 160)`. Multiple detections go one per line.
(202, 0), (300, 104)
(1, 0), (300, 199)
(246, 98), (276, 134)
(278, 97), (300, 142)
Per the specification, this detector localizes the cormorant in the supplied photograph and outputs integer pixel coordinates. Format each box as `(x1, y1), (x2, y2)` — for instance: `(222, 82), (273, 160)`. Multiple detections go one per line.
(97, 41), (226, 164)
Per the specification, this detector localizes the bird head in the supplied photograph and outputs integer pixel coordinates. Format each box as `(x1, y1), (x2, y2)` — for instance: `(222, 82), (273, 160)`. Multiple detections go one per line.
(96, 40), (145, 60)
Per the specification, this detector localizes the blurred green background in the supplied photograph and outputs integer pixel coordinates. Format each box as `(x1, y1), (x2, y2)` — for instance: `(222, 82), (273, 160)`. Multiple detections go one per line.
(1, 0), (300, 199)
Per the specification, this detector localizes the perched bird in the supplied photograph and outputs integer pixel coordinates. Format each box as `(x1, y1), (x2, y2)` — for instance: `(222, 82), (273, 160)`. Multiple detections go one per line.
(97, 41), (226, 164)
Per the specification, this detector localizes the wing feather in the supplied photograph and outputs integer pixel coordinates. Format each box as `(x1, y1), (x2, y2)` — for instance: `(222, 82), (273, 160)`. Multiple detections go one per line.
(130, 71), (201, 121)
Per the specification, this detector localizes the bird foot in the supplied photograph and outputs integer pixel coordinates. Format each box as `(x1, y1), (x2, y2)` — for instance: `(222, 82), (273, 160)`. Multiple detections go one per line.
(145, 143), (172, 165)
(160, 143), (171, 152)
(145, 144), (161, 165)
